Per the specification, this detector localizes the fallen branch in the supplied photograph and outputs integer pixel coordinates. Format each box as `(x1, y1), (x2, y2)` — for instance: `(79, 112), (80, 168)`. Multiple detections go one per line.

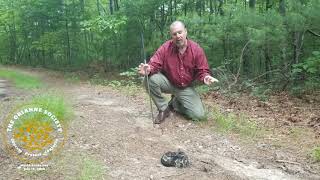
(200, 160), (215, 165)
(275, 159), (301, 165)
(251, 69), (280, 82)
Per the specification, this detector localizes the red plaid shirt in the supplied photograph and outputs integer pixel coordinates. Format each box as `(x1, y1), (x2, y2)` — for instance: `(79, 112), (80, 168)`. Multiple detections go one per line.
(148, 39), (211, 88)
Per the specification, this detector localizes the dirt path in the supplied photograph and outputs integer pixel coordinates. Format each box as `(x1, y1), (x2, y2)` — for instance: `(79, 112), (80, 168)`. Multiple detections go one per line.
(0, 69), (319, 180)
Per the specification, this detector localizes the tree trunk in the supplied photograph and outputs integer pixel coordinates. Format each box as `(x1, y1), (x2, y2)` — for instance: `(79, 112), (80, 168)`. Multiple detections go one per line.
(103, 40), (110, 72)
(264, 45), (271, 80)
(196, 0), (202, 16)
(109, 0), (114, 15)
(8, 12), (17, 64)
(279, 0), (285, 15)
(79, 0), (84, 12)
(174, 0), (177, 15)
(266, 0), (271, 11)
(114, 0), (119, 11)
(169, 0), (173, 22)
(8, 25), (17, 64)
(42, 46), (46, 67)
(249, 0), (255, 9)
(96, 0), (101, 15)
(65, 4), (71, 66)
(160, 3), (166, 38)
(293, 31), (305, 64)
(239, 40), (251, 78)
(214, 0), (217, 15)
(209, 0), (213, 15)
(218, 0), (224, 15)
(80, 0), (89, 62)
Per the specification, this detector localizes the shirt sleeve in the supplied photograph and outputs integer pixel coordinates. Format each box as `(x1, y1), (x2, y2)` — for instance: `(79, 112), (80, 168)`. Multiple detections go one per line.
(148, 44), (165, 75)
(195, 46), (211, 82)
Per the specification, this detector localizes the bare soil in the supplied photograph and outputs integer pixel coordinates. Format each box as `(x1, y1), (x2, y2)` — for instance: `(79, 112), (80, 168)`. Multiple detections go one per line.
(0, 68), (319, 180)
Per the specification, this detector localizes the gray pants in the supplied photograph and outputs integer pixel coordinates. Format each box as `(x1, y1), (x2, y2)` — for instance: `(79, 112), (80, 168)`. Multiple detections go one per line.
(144, 73), (206, 120)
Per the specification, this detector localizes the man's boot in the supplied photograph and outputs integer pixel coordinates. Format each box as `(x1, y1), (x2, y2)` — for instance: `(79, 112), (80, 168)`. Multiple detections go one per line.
(155, 107), (170, 124)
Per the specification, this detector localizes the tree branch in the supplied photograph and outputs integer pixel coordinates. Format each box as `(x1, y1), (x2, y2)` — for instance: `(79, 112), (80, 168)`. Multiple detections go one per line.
(227, 40), (250, 91)
(307, 29), (320, 37)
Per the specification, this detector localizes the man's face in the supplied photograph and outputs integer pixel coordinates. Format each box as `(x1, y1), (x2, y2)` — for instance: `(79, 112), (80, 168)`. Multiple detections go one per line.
(170, 24), (187, 48)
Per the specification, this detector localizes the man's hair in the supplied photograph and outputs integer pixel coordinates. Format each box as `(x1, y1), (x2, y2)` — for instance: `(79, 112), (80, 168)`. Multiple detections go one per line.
(169, 20), (186, 31)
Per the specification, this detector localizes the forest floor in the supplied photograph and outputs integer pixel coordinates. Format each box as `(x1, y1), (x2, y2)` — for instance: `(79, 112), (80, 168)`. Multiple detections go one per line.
(0, 67), (320, 180)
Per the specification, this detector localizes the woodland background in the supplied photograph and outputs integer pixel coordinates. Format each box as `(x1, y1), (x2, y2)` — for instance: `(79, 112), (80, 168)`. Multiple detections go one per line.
(0, 0), (319, 93)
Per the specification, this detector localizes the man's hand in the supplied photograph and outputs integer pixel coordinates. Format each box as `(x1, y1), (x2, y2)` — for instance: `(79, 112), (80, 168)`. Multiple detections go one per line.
(138, 63), (151, 76)
(204, 75), (219, 85)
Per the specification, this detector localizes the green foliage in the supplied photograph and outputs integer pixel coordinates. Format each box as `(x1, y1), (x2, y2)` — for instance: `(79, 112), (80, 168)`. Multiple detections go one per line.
(311, 146), (320, 162)
(96, 15), (127, 35)
(293, 51), (320, 75)
(28, 93), (74, 124)
(119, 67), (137, 77)
(209, 107), (259, 138)
(196, 85), (212, 95)
(120, 67), (141, 84)
(12, 92), (73, 132)
(108, 80), (122, 88)
(79, 156), (105, 180)
(250, 85), (271, 101)
(292, 51), (320, 90)
(0, 68), (42, 89)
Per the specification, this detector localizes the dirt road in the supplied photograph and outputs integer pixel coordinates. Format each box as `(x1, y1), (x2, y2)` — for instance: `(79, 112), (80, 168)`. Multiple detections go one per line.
(0, 70), (319, 180)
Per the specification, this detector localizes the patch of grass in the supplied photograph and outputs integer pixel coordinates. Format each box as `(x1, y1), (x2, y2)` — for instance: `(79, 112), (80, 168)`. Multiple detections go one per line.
(64, 72), (81, 83)
(8, 93), (73, 143)
(9, 94), (73, 137)
(79, 156), (106, 180)
(311, 147), (320, 162)
(0, 68), (42, 89)
(26, 93), (74, 125)
(9, 93), (74, 128)
(89, 74), (108, 85)
(209, 106), (260, 138)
